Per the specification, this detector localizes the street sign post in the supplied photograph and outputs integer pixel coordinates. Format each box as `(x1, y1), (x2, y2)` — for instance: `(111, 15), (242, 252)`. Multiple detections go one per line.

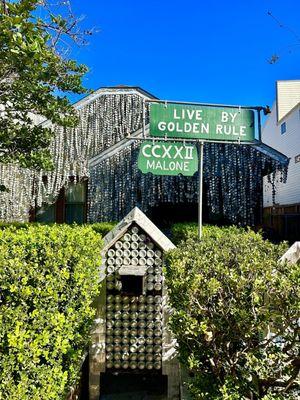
(135, 99), (263, 240)
(198, 142), (204, 239)
(137, 141), (198, 176)
(149, 102), (255, 142)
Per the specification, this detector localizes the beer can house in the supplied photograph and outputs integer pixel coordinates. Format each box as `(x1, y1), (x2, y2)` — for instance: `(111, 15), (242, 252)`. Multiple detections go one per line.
(0, 86), (289, 228)
(89, 207), (180, 400)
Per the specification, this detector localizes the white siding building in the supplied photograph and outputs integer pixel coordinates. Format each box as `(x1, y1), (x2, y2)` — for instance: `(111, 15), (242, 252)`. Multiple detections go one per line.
(263, 80), (300, 240)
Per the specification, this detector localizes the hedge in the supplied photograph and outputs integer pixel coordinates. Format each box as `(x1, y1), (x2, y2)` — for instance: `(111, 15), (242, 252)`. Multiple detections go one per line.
(0, 224), (103, 400)
(0, 221), (116, 237)
(165, 226), (299, 399)
(170, 222), (245, 244)
(89, 221), (116, 236)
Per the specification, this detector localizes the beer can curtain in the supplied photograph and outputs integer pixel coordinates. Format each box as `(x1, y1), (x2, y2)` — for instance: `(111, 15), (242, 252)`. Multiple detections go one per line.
(0, 88), (288, 225)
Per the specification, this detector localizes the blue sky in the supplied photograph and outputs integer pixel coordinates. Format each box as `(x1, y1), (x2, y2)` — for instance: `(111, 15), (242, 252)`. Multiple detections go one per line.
(68, 0), (300, 108)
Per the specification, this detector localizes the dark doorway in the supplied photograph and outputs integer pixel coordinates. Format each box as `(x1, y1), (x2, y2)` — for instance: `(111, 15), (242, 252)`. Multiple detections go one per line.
(149, 202), (208, 230)
(150, 203), (198, 228)
(78, 355), (89, 400)
(100, 372), (167, 400)
(147, 181), (211, 230)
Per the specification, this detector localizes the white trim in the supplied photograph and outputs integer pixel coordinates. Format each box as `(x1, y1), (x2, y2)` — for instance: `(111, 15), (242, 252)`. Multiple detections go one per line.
(75, 88), (152, 110)
(277, 101), (300, 125)
(40, 87), (153, 128)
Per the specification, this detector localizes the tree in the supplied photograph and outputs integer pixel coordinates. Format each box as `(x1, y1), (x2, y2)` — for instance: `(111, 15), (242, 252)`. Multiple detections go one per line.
(0, 0), (90, 171)
(165, 226), (299, 399)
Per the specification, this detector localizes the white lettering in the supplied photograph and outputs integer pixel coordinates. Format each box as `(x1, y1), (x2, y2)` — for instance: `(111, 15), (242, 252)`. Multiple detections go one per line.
(230, 112), (238, 123)
(169, 161), (176, 170)
(184, 122), (192, 133)
(174, 146), (184, 159)
(201, 123), (209, 134)
(152, 144), (161, 158)
(156, 161), (163, 169)
(175, 161), (183, 171)
(173, 109), (180, 119)
(186, 109), (195, 120)
(195, 110), (203, 120)
(216, 125), (223, 134)
(146, 160), (155, 169)
(193, 123), (200, 133)
(240, 126), (246, 136)
(185, 146), (194, 160)
(158, 121), (166, 131)
(168, 122), (175, 132)
(142, 144), (152, 158)
(162, 145), (172, 158)
(224, 125), (231, 135)
(221, 112), (229, 123)
(176, 123), (183, 132)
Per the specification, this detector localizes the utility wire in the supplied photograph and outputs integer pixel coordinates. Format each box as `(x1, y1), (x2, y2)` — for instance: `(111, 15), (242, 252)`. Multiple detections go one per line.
(267, 11), (300, 63)
(267, 11), (300, 43)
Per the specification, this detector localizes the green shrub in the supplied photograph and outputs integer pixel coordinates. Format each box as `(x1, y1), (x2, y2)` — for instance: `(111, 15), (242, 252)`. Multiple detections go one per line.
(0, 221), (117, 237)
(89, 221), (117, 236)
(170, 222), (245, 244)
(0, 224), (103, 400)
(0, 221), (33, 230)
(165, 227), (299, 399)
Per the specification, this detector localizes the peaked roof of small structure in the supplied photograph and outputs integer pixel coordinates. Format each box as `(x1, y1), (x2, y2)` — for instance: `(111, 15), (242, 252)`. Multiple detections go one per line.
(102, 207), (176, 252)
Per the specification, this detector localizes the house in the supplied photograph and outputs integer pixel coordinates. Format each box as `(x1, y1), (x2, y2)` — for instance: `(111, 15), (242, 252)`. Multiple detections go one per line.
(0, 86), (289, 227)
(263, 80), (300, 240)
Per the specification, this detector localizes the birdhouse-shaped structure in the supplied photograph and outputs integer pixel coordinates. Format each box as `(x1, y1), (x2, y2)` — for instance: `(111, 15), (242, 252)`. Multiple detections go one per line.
(89, 207), (180, 400)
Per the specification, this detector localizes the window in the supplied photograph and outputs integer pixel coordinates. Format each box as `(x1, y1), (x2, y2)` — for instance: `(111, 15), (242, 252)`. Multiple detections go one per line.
(34, 180), (87, 224)
(280, 122), (286, 134)
(119, 266), (147, 296)
(120, 275), (145, 296)
(35, 203), (56, 223)
(65, 182), (86, 224)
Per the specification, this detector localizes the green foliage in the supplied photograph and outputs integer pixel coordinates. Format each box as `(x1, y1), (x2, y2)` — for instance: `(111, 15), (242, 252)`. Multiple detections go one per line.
(170, 222), (244, 244)
(89, 221), (117, 237)
(165, 226), (299, 399)
(0, 224), (103, 399)
(0, 221), (117, 236)
(0, 221), (33, 230)
(0, 0), (89, 170)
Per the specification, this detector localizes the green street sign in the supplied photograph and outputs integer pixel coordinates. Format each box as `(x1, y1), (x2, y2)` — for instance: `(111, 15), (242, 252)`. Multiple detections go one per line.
(149, 102), (255, 142)
(138, 141), (198, 176)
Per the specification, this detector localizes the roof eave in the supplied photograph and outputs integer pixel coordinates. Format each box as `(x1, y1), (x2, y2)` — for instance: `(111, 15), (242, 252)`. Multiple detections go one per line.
(252, 141), (289, 170)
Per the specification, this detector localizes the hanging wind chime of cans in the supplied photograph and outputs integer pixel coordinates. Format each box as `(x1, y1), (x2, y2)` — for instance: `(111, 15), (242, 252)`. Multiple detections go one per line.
(105, 225), (163, 372)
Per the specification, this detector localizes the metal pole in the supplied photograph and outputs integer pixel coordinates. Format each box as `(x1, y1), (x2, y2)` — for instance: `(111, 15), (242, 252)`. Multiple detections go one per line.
(142, 98), (146, 138)
(145, 98), (264, 111)
(257, 108), (262, 142)
(127, 135), (257, 146)
(198, 141), (204, 239)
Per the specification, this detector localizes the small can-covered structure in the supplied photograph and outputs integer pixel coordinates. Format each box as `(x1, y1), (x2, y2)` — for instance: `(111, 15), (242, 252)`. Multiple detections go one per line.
(89, 207), (180, 400)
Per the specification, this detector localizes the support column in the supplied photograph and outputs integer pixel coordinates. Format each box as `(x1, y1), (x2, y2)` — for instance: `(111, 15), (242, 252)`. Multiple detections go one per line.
(89, 281), (106, 400)
(162, 286), (181, 400)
